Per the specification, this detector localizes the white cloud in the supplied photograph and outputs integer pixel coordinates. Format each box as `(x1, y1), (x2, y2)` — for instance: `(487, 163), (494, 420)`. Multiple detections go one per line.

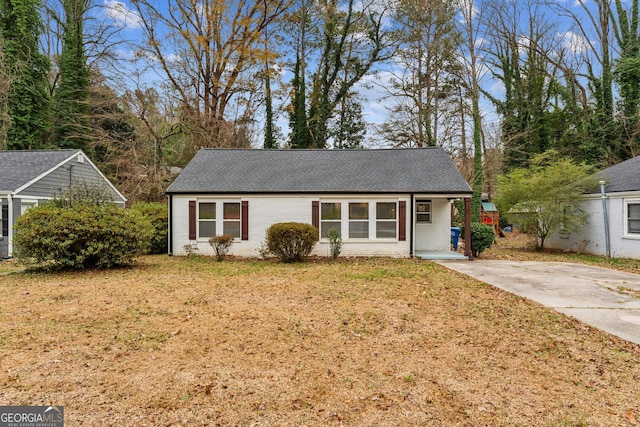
(517, 35), (530, 55)
(104, 0), (142, 29)
(559, 31), (589, 53)
(456, 0), (479, 25)
(166, 53), (181, 63)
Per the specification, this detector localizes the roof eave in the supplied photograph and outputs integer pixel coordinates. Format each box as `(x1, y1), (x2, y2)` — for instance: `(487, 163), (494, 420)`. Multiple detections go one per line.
(166, 189), (474, 195)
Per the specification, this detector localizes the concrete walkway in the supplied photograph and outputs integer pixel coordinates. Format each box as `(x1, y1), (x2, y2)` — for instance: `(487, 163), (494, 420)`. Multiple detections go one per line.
(437, 260), (640, 345)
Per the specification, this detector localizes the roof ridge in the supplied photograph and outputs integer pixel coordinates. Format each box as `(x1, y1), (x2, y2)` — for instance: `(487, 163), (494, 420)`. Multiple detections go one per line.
(0, 148), (80, 154)
(199, 147), (441, 152)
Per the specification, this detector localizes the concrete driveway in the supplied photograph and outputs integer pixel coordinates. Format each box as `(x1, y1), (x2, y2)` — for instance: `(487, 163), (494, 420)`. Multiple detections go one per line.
(437, 260), (640, 345)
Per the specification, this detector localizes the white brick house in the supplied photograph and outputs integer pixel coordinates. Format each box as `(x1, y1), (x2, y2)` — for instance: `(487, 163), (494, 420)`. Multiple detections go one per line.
(166, 148), (472, 259)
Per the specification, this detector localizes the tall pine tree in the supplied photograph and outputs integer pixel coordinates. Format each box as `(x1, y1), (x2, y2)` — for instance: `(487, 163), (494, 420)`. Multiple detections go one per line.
(330, 94), (365, 149)
(288, 55), (312, 148)
(0, 0), (50, 149)
(52, 0), (90, 151)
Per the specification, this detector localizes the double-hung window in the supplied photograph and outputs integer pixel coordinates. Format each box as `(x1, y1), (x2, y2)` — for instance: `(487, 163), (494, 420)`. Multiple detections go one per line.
(416, 201), (432, 223)
(318, 201), (400, 240)
(198, 202), (216, 238)
(321, 202), (341, 238)
(627, 201), (640, 235)
(376, 202), (397, 238)
(349, 202), (369, 238)
(223, 203), (241, 237)
(197, 201), (242, 239)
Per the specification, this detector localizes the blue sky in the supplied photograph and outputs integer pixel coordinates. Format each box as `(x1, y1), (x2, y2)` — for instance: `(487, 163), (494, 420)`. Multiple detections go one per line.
(94, 0), (628, 147)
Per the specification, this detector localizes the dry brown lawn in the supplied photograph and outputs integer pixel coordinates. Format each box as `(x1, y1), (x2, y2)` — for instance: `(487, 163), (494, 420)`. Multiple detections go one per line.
(1, 250), (639, 426)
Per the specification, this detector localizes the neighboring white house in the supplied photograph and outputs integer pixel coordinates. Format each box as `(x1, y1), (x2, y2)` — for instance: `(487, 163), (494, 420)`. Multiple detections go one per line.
(546, 155), (640, 259)
(166, 148), (473, 259)
(0, 149), (127, 258)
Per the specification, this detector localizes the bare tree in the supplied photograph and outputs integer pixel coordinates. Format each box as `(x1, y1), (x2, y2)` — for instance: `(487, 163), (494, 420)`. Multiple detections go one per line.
(378, 0), (460, 148)
(130, 0), (291, 148)
(457, 0), (488, 219)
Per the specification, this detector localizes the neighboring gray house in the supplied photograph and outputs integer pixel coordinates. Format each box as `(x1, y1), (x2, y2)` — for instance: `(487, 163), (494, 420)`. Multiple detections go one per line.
(0, 149), (127, 258)
(546, 155), (640, 259)
(166, 148), (473, 259)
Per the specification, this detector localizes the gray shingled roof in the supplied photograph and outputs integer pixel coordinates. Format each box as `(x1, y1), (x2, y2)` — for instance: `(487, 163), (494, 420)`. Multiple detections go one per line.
(593, 155), (640, 193)
(166, 148), (472, 194)
(0, 149), (80, 192)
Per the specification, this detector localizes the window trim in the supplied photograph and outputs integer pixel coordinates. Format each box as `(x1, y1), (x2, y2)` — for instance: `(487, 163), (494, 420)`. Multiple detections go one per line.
(416, 200), (432, 223)
(222, 202), (241, 237)
(196, 200), (242, 240)
(19, 199), (38, 215)
(318, 200), (400, 241)
(320, 201), (342, 239)
(197, 202), (216, 239)
(348, 202), (370, 239)
(375, 202), (397, 239)
(624, 199), (640, 238)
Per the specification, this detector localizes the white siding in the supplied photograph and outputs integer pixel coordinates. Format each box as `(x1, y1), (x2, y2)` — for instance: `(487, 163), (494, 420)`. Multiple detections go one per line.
(546, 194), (640, 259)
(171, 194), (430, 258)
(414, 198), (452, 251)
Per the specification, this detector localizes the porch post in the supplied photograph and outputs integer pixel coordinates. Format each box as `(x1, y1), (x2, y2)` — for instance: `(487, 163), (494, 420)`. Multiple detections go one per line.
(464, 197), (472, 259)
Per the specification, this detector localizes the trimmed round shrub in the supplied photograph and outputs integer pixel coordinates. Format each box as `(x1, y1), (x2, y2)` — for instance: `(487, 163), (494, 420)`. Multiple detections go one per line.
(13, 203), (153, 270)
(131, 202), (168, 254)
(462, 222), (496, 257)
(265, 222), (318, 263)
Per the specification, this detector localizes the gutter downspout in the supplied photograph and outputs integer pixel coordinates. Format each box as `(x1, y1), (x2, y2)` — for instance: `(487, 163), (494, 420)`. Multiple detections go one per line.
(600, 180), (611, 258)
(410, 194), (414, 258)
(7, 194), (13, 258)
(167, 194), (173, 256)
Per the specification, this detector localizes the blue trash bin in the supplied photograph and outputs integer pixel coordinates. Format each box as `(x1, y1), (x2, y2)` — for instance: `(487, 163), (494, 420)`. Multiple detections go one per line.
(451, 227), (461, 251)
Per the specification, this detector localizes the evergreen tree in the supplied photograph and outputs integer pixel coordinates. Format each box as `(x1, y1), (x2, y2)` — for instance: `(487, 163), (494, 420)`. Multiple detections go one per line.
(0, 0), (50, 149)
(613, 0), (640, 160)
(264, 62), (278, 149)
(52, 0), (90, 151)
(330, 94), (365, 149)
(0, 34), (11, 147)
(308, 0), (393, 148)
(288, 55), (312, 148)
